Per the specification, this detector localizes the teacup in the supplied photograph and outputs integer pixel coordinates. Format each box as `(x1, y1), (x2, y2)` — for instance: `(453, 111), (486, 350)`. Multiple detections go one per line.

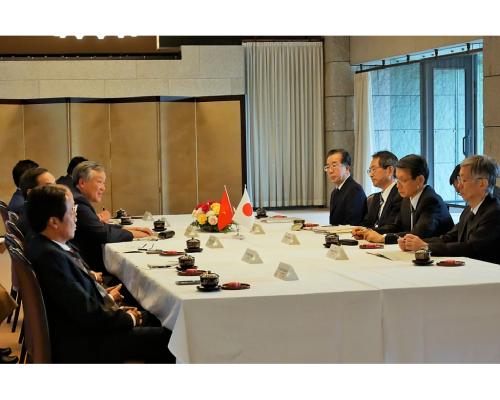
(178, 254), (195, 270)
(415, 249), (431, 262)
(200, 270), (219, 288)
(154, 220), (165, 230)
(116, 208), (127, 218)
(120, 216), (131, 224)
(256, 207), (267, 217)
(325, 233), (340, 246)
(186, 238), (200, 250)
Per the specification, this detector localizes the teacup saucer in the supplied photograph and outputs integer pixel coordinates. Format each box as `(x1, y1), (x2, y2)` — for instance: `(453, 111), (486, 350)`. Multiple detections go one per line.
(178, 270), (205, 276)
(160, 251), (185, 256)
(256, 215), (268, 219)
(176, 265), (198, 272)
(323, 243), (339, 248)
(120, 222), (133, 225)
(196, 285), (221, 292)
(221, 283), (250, 290)
(153, 228), (166, 232)
(185, 248), (203, 253)
(412, 259), (434, 266)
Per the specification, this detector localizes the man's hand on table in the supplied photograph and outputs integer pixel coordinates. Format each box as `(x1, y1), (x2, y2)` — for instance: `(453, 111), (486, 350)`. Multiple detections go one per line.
(401, 234), (427, 252)
(123, 227), (154, 238)
(352, 227), (368, 240)
(363, 230), (385, 243)
(123, 308), (142, 326)
(106, 284), (124, 303)
(98, 209), (112, 222)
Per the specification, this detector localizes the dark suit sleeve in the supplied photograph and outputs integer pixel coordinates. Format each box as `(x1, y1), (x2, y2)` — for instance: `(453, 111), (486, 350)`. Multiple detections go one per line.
(383, 193), (402, 226)
(426, 207), (500, 258)
(33, 247), (134, 333)
(75, 200), (133, 244)
(408, 196), (445, 239)
(344, 185), (367, 226)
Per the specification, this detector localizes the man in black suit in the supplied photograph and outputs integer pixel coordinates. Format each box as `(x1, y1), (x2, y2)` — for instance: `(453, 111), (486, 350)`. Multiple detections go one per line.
(56, 156), (88, 187)
(352, 151), (402, 238)
(69, 161), (153, 274)
(25, 185), (174, 363)
(8, 159), (39, 215)
(326, 149), (367, 226)
(363, 154), (454, 244)
(401, 155), (500, 264)
(15, 167), (56, 237)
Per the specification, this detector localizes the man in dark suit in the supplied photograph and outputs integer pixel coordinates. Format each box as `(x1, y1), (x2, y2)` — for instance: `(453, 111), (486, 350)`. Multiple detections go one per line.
(401, 155), (500, 264)
(8, 159), (39, 215)
(56, 156), (88, 187)
(352, 151), (402, 238)
(25, 185), (174, 363)
(326, 149), (367, 226)
(69, 161), (153, 274)
(15, 167), (56, 237)
(364, 154), (454, 244)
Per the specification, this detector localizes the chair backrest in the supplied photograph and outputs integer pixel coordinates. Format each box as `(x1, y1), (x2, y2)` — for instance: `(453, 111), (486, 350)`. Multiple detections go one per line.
(4, 233), (24, 252)
(5, 220), (24, 243)
(8, 247), (51, 364)
(8, 211), (19, 223)
(0, 199), (8, 208)
(366, 193), (376, 210)
(0, 203), (9, 225)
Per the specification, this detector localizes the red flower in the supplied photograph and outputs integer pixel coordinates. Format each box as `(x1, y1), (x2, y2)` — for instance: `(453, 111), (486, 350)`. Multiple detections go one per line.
(195, 203), (210, 213)
(207, 200), (220, 205)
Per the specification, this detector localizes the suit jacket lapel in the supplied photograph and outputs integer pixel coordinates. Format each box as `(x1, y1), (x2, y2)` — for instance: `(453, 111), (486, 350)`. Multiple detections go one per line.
(458, 207), (472, 242)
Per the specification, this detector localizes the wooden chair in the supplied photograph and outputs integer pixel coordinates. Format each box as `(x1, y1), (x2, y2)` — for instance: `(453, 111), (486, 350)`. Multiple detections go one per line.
(3, 227), (24, 333)
(366, 193), (375, 211)
(0, 202), (9, 225)
(5, 220), (24, 244)
(8, 211), (19, 223)
(9, 247), (51, 364)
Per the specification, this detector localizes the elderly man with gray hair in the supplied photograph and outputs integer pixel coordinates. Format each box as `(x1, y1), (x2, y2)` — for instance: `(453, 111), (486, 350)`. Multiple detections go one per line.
(400, 155), (500, 264)
(70, 161), (153, 275)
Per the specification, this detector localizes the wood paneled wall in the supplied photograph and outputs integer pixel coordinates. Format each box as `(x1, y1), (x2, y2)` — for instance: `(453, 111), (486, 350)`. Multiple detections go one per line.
(0, 96), (244, 225)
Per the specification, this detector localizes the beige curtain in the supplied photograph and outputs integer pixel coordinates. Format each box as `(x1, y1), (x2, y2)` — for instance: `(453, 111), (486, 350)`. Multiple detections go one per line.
(244, 42), (324, 207)
(354, 72), (375, 195)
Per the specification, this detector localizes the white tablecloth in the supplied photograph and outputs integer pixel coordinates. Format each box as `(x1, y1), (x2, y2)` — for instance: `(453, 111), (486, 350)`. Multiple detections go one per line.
(104, 214), (500, 363)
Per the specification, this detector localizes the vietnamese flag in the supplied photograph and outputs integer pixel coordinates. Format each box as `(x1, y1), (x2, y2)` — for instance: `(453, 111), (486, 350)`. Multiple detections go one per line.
(218, 187), (234, 230)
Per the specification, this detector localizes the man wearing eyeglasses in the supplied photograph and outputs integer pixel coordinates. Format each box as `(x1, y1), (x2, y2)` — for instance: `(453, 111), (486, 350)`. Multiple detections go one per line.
(352, 151), (402, 238)
(326, 149), (367, 226)
(400, 155), (500, 264)
(362, 154), (454, 244)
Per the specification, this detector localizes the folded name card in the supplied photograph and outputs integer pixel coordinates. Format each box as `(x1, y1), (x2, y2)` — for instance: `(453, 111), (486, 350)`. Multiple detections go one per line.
(274, 262), (299, 281)
(160, 217), (171, 227)
(142, 211), (155, 221)
(249, 223), (266, 235)
(184, 225), (199, 238)
(206, 235), (223, 249)
(241, 248), (263, 264)
(326, 245), (349, 260)
(281, 232), (300, 245)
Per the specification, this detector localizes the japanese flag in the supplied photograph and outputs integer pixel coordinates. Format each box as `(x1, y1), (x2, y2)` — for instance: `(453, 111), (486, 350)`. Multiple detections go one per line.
(232, 188), (255, 230)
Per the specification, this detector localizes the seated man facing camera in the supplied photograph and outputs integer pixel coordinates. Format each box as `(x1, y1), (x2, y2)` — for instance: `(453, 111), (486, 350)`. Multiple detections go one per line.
(400, 155), (500, 264)
(8, 159), (39, 215)
(70, 161), (153, 274)
(25, 185), (175, 363)
(363, 154), (454, 244)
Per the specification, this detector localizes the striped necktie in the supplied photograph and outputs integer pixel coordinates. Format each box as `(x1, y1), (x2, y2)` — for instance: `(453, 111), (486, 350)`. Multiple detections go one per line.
(374, 196), (384, 227)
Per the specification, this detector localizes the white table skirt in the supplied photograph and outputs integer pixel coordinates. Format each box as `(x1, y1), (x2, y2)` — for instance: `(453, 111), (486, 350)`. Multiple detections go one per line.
(104, 214), (500, 363)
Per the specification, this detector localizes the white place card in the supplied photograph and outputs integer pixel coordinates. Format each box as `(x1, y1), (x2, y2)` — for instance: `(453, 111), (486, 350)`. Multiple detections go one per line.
(160, 217), (171, 227)
(142, 211), (155, 221)
(274, 262), (299, 281)
(241, 248), (263, 264)
(184, 225), (199, 238)
(249, 223), (266, 235)
(281, 232), (300, 245)
(326, 245), (349, 260)
(206, 235), (224, 249)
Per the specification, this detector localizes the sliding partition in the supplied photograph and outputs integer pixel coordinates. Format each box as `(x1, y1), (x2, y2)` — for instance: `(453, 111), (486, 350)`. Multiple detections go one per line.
(0, 95), (245, 234)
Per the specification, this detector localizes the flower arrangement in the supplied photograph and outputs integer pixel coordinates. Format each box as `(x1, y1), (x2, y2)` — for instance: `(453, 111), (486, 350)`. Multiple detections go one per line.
(191, 200), (234, 233)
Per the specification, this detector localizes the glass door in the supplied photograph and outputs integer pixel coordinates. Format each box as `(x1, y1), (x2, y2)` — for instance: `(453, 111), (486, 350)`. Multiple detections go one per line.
(421, 55), (476, 203)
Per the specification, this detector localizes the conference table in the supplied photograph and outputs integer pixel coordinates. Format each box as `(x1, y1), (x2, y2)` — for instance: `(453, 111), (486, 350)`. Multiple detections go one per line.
(104, 214), (500, 364)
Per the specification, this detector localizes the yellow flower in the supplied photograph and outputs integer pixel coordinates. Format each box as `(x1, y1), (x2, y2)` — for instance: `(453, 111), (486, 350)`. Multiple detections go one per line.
(197, 214), (208, 225)
(211, 203), (221, 214)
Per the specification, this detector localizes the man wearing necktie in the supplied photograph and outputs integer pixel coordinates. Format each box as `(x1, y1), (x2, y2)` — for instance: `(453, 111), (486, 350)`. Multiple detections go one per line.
(25, 185), (175, 363)
(363, 154), (454, 244)
(352, 151), (402, 238)
(326, 149), (367, 226)
(401, 155), (500, 264)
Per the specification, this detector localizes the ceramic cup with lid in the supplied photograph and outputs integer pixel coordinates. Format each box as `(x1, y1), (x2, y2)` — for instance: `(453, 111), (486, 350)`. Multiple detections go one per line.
(256, 207), (267, 217)
(200, 270), (219, 288)
(186, 238), (200, 249)
(154, 220), (165, 230)
(121, 216), (131, 224)
(116, 208), (127, 218)
(178, 254), (195, 270)
(415, 249), (431, 261)
(325, 233), (340, 246)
